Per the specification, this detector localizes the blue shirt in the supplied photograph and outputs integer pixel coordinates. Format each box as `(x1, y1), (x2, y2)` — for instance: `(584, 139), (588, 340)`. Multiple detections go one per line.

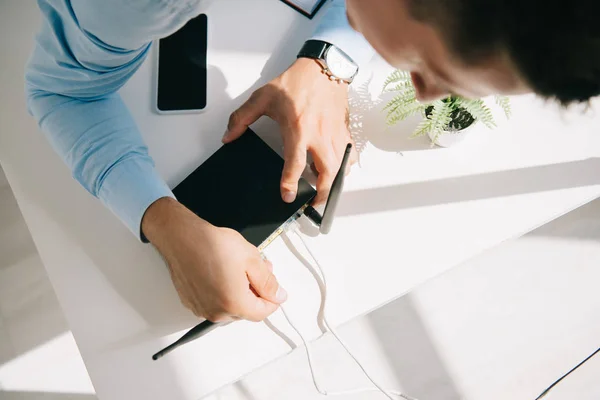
(25, 0), (374, 240)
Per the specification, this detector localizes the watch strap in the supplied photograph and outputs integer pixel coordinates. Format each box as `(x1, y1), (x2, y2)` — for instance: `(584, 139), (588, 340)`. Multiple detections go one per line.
(297, 39), (331, 60)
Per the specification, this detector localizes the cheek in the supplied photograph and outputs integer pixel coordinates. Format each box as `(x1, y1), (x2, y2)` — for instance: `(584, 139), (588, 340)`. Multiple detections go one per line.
(346, 18), (398, 66)
(346, 1), (423, 71)
(346, 0), (357, 30)
(346, 0), (369, 34)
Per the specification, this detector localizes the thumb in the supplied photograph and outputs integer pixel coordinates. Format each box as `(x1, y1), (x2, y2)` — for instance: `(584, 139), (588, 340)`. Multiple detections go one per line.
(243, 294), (280, 323)
(223, 91), (269, 143)
(246, 259), (288, 304)
(244, 260), (287, 322)
(281, 131), (308, 203)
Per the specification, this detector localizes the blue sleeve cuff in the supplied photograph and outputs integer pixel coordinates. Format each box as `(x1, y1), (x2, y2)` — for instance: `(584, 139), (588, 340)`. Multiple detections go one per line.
(98, 157), (174, 242)
(310, 0), (375, 68)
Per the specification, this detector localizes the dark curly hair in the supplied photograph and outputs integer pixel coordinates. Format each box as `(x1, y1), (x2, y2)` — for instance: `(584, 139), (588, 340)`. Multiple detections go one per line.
(408, 0), (600, 105)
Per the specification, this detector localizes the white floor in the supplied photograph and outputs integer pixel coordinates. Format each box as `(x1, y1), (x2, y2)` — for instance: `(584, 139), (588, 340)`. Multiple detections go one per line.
(1, 162), (599, 400)
(0, 167), (95, 400)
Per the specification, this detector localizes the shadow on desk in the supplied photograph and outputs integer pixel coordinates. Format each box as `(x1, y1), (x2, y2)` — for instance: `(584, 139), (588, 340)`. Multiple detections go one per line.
(529, 196), (600, 242)
(338, 158), (600, 217)
(367, 294), (463, 400)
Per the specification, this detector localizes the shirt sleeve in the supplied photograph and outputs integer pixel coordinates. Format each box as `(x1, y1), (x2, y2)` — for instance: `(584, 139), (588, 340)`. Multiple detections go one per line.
(25, 0), (203, 241)
(310, 0), (375, 68)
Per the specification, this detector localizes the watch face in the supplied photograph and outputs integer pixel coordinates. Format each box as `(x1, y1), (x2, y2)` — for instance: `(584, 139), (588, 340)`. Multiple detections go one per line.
(325, 46), (358, 80)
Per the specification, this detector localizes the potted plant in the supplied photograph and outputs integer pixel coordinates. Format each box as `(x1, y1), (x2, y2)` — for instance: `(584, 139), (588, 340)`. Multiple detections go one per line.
(383, 70), (511, 147)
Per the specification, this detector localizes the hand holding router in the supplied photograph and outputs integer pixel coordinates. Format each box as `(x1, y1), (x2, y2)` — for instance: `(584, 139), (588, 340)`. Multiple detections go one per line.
(152, 128), (352, 360)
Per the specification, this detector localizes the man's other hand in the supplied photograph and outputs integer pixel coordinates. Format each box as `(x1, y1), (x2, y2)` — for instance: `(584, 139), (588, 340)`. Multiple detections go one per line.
(224, 58), (358, 206)
(142, 197), (287, 322)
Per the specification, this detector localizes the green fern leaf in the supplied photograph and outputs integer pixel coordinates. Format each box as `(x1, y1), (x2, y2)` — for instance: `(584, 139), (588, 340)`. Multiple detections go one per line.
(495, 95), (512, 119)
(386, 101), (427, 125)
(382, 70), (410, 92)
(430, 100), (455, 146)
(410, 100), (451, 143)
(383, 86), (417, 108)
(383, 96), (416, 118)
(410, 117), (434, 138)
(383, 79), (415, 94)
(429, 100), (453, 135)
(455, 98), (496, 129)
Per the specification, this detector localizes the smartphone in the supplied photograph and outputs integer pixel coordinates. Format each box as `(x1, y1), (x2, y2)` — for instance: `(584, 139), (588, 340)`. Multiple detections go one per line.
(155, 14), (208, 114)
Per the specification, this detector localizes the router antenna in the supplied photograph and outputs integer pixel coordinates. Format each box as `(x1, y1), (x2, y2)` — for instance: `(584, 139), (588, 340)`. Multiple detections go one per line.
(152, 320), (221, 360)
(304, 143), (352, 234)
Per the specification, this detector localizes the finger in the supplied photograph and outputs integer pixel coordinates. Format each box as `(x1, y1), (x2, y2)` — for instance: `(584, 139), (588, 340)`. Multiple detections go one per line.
(313, 168), (335, 206)
(260, 253), (272, 272)
(244, 259), (285, 322)
(281, 130), (308, 203)
(331, 126), (357, 175)
(246, 259), (287, 304)
(243, 295), (280, 322)
(311, 141), (338, 206)
(223, 91), (269, 143)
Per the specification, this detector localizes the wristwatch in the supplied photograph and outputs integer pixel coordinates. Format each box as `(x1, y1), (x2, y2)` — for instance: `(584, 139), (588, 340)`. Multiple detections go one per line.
(297, 39), (359, 84)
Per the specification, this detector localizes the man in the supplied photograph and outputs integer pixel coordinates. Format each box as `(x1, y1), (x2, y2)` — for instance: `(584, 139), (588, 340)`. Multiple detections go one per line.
(25, 0), (599, 323)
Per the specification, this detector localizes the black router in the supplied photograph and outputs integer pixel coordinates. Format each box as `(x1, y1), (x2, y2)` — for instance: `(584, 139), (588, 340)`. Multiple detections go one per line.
(152, 128), (351, 360)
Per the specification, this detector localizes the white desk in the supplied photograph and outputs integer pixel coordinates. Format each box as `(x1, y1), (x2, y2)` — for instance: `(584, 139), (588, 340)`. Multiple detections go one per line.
(1, 1), (600, 399)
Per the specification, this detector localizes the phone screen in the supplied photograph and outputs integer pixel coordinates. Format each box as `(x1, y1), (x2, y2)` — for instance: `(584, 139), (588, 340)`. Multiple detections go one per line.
(157, 14), (207, 113)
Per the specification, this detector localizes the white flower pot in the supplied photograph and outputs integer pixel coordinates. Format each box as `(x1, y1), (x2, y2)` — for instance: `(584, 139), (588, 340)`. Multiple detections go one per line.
(428, 124), (475, 148)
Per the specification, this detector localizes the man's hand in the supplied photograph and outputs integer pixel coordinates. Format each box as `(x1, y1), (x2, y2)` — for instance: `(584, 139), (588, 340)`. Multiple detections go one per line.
(142, 197), (287, 322)
(223, 58), (358, 205)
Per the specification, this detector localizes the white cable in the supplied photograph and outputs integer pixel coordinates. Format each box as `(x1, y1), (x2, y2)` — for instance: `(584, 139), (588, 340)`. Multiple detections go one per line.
(279, 223), (419, 400)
